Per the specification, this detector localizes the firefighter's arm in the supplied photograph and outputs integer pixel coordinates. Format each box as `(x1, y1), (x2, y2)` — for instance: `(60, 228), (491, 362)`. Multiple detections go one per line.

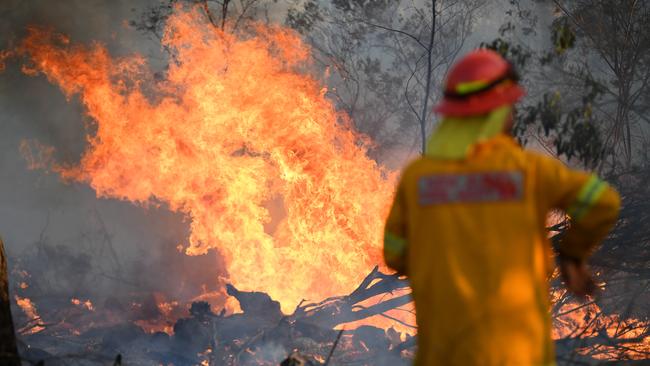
(384, 179), (409, 275)
(560, 175), (620, 260)
(539, 156), (621, 261)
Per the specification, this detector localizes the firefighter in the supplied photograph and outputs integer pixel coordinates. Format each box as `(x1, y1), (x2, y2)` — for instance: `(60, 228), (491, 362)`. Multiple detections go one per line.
(383, 49), (620, 365)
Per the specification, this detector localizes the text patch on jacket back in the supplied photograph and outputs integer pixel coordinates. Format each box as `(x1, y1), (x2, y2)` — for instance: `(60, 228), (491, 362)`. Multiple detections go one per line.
(418, 171), (524, 206)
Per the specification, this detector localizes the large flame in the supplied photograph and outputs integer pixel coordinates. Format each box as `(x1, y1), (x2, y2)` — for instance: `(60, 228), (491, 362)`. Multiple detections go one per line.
(17, 8), (395, 311)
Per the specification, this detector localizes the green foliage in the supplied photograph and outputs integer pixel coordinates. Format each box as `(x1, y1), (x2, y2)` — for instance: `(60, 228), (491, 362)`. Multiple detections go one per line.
(551, 18), (575, 55)
(286, 1), (322, 34)
(332, 0), (392, 14)
(483, 3), (607, 169)
(481, 37), (532, 70)
(517, 90), (604, 169)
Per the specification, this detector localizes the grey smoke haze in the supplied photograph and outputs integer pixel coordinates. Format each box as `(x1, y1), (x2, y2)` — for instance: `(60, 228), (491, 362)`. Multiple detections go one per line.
(0, 0), (227, 305)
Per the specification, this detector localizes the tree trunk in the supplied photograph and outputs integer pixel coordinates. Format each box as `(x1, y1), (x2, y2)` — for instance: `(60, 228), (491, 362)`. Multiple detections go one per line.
(419, 0), (437, 155)
(0, 238), (20, 366)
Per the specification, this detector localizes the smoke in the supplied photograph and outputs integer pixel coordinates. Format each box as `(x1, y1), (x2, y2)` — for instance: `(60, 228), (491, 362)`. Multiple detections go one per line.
(0, 0), (236, 322)
(242, 342), (288, 366)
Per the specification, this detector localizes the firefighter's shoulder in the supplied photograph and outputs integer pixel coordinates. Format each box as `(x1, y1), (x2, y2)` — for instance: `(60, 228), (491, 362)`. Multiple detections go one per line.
(399, 156), (443, 180)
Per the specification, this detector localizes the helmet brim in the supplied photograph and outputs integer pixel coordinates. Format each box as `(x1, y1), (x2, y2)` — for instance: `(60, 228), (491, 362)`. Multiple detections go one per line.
(434, 84), (525, 117)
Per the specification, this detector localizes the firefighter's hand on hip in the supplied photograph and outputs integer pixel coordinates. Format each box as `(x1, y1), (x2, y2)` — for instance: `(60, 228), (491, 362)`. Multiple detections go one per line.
(559, 255), (598, 299)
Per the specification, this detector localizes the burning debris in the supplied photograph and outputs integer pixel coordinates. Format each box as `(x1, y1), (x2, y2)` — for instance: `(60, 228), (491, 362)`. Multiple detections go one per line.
(14, 296), (44, 335)
(5, 244), (648, 365)
(10, 266), (414, 366)
(70, 298), (94, 312)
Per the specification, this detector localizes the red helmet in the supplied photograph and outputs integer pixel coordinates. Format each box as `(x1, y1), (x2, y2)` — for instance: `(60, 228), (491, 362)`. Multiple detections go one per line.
(434, 49), (525, 117)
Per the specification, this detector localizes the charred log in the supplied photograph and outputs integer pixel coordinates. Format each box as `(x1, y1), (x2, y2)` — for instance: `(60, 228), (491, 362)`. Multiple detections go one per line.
(226, 284), (282, 322)
(290, 266), (412, 329)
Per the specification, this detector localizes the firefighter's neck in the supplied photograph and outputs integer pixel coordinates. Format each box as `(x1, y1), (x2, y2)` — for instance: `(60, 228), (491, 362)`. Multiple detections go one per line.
(502, 111), (514, 135)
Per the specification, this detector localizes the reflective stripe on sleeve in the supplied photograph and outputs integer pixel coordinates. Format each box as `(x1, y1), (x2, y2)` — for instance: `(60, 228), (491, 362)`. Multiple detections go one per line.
(384, 231), (407, 259)
(567, 175), (608, 221)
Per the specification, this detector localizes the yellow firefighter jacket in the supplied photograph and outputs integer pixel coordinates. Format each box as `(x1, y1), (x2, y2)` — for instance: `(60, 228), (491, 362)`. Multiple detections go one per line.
(384, 134), (620, 366)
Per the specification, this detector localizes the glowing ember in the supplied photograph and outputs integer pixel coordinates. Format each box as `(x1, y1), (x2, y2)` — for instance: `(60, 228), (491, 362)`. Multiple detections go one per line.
(551, 288), (650, 359)
(15, 295), (45, 335)
(0, 49), (13, 71)
(16, 6), (395, 311)
(71, 298), (95, 311)
(157, 300), (179, 318)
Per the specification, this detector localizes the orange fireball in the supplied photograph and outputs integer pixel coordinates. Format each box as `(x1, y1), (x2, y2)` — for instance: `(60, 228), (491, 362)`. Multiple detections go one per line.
(17, 6), (395, 312)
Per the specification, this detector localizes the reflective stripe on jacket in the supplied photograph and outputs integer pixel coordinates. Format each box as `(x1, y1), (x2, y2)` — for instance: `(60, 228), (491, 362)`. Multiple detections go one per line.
(384, 135), (620, 366)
